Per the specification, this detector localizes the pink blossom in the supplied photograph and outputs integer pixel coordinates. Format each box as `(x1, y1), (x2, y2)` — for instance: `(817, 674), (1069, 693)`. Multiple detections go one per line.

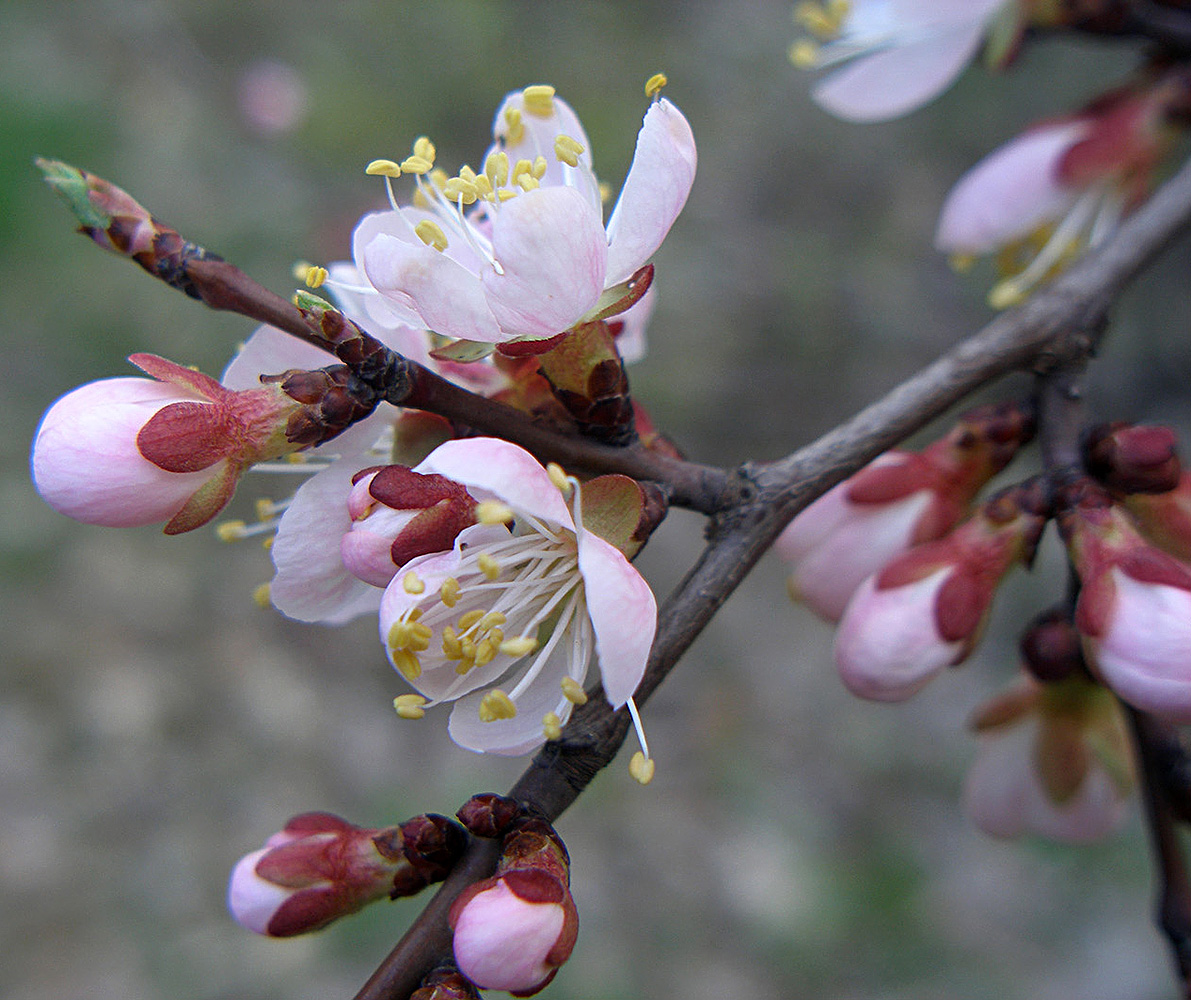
(936, 85), (1175, 307)
(358, 84), (695, 347)
(32, 354), (305, 534)
(378, 437), (657, 755)
(792, 0), (1010, 123)
(963, 677), (1132, 842)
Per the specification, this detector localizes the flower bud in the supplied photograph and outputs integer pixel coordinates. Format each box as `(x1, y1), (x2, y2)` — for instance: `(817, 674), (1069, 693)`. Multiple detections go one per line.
(31, 353), (333, 534)
(834, 481), (1048, 701)
(228, 811), (466, 937)
(411, 968), (482, 1000)
(1061, 479), (1191, 719)
(1124, 471), (1191, 562)
(963, 674), (1132, 842)
(449, 821), (577, 995)
(778, 401), (1034, 620)
(1019, 609), (1087, 684)
(1084, 422), (1181, 495)
(341, 465), (478, 587)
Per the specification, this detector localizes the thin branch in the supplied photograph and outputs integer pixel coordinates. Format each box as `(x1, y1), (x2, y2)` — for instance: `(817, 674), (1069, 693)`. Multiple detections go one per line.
(356, 154), (1191, 1000)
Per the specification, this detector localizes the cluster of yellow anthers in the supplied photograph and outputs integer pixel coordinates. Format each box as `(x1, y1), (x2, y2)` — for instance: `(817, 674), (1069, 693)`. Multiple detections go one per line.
(788, 0), (851, 68)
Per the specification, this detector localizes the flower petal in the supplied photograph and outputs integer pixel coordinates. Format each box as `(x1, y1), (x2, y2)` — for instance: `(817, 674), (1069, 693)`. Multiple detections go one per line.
(416, 437), (573, 528)
(363, 233), (504, 343)
(482, 186), (607, 340)
(221, 325), (337, 391)
(578, 529), (655, 707)
(491, 89), (598, 204)
(812, 22), (988, 124)
(604, 98), (697, 285)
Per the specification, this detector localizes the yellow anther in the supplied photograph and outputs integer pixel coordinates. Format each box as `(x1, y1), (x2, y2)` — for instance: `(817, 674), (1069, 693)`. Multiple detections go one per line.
(393, 694), (427, 720)
(517, 174), (539, 192)
(629, 751), (656, 785)
(532, 156), (547, 179)
(598, 181), (612, 204)
(503, 107), (525, 145)
(217, 520), (247, 542)
(429, 167), (448, 189)
(252, 583), (272, 608)
(485, 151), (509, 187)
(392, 649), (422, 681)
(788, 39), (821, 69)
(440, 577), (461, 607)
(285, 452), (308, 464)
(479, 689), (518, 722)
(488, 627), (504, 646)
(254, 498), (275, 522)
(414, 220), (449, 252)
(477, 553), (502, 580)
(413, 136), (436, 163)
(459, 164), (477, 183)
(644, 73), (668, 98)
(460, 637), (477, 660)
(793, 0), (848, 38)
(455, 655), (476, 676)
(457, 609), (486, 631)
(477, 500), (514, 525)
(478, 611), (507, 631)
(261, 536), (274, 551)
(291, 260), (314, 281)
(988, 279), (1027, 311)
(496, 188), (518, 202)
(546, 462), (571, 494)
(400, 154), (434, 175)
(442, 626), (463, 659)
(407, 608), (423, 622)
(442, 177), (479, 205)
(500, 636), (539, 657)
(365, 158), (402, 178)
(522, 85), (556, 117)
(542, 712), (562, 741)
(554, 134), (585, 167)
(473, 174), (494, 200)
(560, 676), (588, 705)
(948, 253), (976, 274)
(403, 571), (426, 595)
(304, 265), (328, 289)
(474, 639), (497, 667)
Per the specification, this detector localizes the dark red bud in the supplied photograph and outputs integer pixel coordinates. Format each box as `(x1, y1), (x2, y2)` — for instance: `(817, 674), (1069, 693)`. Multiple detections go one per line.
(1020, 610), (1086, 683)
(397, 814), (468, 890)
(1084, 422), (1182, 495)
(456, 793), (524, 839)
(410, 968), (482, 1000)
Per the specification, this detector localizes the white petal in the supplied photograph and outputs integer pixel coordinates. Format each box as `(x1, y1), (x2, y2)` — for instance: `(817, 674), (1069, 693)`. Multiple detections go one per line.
(605, 98), (697, 285)
(221, 325), (336, 391)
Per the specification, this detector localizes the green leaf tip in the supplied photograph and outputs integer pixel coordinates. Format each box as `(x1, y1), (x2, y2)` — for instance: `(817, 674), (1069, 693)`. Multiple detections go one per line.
(34, 157), (110, 231)
(292, 290), (335, 312)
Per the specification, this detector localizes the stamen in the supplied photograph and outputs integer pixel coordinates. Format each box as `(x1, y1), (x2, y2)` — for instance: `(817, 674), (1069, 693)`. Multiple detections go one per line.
(788, 39), (820, 68)
(477, 502), (515, 527)
(304, 265), (328, 289)
(365, 159), (402, 178)
(252, 583), (272, 608)
(644, 73), (668, 99)
(546, 463), (571, 494)
(485, 151), (509, 188)
(413, 136), (436, 164)
(560, 676), (588, 705)
(479, 611), (507, 631)
(542, 712), (562, 741)
(501, 636), (539, 657)
(400, 154), (434, 175)
(522, 85), (556, 117)
(503, 107), (524, 145)
(217, 520), (248, 542)
(414, 219), (449, 252)
(554, 134), (585, 167)
(442, 176), (479, 205)
(629, 751), (656, 785)
(392, 649), (422, 681)
(393, 694), (427, 720)
(478, 553), (502, 580)
(403, 571), (426, 595)
(479, 689), (517, 721)
(457, 609), (486, 631)
(532, 156), (547, 179)
(598, 181), (612, 204)
(440, 577), (462, 607)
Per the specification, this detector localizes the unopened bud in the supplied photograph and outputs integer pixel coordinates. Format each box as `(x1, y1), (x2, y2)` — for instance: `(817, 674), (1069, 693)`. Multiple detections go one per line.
(1084, 422), (1181, 495)
(457, 793), (524, 839)
(1020, 609), (1086, 684)
(410, 968), (482, 1000)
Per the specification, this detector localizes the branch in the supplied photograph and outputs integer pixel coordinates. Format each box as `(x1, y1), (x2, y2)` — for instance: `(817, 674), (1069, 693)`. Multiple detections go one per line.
(355, 155), (1191, 999)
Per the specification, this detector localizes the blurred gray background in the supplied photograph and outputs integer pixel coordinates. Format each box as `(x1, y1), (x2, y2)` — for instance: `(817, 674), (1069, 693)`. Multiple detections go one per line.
(4, 2), (1191, 998)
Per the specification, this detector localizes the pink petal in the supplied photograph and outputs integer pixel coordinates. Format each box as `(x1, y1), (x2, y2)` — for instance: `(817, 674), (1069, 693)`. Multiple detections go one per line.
(577, 530), (655, 707)
(490, 90), (598, 202)
(482, 186), (608, 340)
(812, 22), (988, 124)
(221, 325), (336, 391)
(269, 457), (384, 624)
(935, 122), (1088, 253)
(605, 98), (697, 285)
(416, 438), (573, 528)
(363, 233), (504, 343)
(452, 879), (564, 991)
(351, 211), (428, 328)
(227, 849), (292, 935)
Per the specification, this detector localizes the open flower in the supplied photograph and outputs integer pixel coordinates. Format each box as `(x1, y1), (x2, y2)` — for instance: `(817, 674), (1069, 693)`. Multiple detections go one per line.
(963, 675), (1132, 842)
(936, 82), (1177, 307)
(377, 437), (657, 755)
(357, 83), (696, 348)
(790, 0), (1012, 122)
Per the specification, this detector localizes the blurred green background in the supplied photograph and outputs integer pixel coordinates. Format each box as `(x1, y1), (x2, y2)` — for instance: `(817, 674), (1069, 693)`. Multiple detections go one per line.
(3, 2), (1190, 998)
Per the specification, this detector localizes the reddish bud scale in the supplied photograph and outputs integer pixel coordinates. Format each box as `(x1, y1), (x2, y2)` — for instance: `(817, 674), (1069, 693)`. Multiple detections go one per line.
(1084, 422), (1181, 495)
(535, 320), (635, 445)
(394, 813), (469, 896)
(1020, 610), (1087, 684)
(457, 793), (524, 839)
(1125, 472), (1191, 562)
(275, 365), (378, 448)
(411, 968), (483, 1000)
(362, 465), (480, 569)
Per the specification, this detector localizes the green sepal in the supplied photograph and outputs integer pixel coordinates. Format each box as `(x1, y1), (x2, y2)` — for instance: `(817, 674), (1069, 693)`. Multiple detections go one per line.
(35, 157), (110, 230)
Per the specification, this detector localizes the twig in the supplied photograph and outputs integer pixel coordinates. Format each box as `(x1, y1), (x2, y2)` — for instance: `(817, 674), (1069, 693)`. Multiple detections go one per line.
(354, 154), (1191, 1000)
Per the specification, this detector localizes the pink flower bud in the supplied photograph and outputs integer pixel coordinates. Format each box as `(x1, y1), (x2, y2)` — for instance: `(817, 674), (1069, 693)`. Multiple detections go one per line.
(963, 675), (1132, 843)
(779, 402), (1034, 620)
(227, 811), (465, 937)
(32, 354), (308, 534)
(450, 872), (577, 995)
(341, 465), (478, 587)
(834, 484), (1048, 701)
(1084, 422), (1181, 495)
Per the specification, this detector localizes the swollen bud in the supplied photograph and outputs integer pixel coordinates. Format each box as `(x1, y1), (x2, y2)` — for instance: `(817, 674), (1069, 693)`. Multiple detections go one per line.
(1019, 609), (1087, 684)
(227, 811), (465, 937)
(1083, 422), (1181, 495)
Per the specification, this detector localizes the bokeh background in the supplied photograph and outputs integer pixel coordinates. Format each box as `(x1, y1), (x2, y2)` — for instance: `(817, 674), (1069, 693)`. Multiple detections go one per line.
(4, 2), (1191, 998)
